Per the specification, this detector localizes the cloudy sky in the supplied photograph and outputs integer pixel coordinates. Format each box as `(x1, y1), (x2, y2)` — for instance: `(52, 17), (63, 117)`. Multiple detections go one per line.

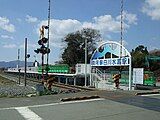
(0, 0), (160, 64)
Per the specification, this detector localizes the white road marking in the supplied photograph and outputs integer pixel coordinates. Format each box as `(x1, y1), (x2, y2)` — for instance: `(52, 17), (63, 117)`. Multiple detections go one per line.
(15, 107), (43, 120)
(141, 94), (160, 96)
(0, 98), (105, 111)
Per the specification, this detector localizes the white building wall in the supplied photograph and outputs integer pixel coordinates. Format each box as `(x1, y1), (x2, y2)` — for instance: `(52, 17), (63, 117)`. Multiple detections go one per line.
(75, 64), (91, 75)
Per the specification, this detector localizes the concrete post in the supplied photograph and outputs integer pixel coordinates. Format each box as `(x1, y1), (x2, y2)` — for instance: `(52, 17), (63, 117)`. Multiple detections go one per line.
(58, 77), (61, 83)
(85, 36), (87, 87)
(129, 58), (132, 90)
(74, 77), (76, 86)
(89, 65), (92, 86)
(65, 78), (68, 85)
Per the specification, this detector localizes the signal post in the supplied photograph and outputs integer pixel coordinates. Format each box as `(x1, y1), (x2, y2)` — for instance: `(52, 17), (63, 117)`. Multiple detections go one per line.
(34, 25), (50, 85)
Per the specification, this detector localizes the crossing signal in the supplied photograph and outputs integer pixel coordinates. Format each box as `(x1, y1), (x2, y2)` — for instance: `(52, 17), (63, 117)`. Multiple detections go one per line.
(34, 47), (50, 54)
(44, 26), (49, 29)
(34, 25), (50, 60)
(34, 48), (40, 54)
(38, 37), (48, 45)
(38, 40), (43, 45)
(41, 46), (50, 54)
(26, 54), (30, 58)
(42, 37), (48, 43)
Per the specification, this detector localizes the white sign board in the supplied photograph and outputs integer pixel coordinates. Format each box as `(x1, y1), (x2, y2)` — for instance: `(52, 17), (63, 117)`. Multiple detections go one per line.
(90, 57), (130, 66)
(133, 68), (144, 84)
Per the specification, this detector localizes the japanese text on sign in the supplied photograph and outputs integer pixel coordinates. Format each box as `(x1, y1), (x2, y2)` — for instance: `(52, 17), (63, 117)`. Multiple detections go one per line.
(90, 57), (130, 66)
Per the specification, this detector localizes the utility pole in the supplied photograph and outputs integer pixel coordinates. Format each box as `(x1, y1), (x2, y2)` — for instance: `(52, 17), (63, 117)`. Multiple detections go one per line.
(84, 33), (87, 87)
(120, 0), (132, 90)
(24, 38), (27, 86)
(41, 52), (44, 82)
(119, 0), (124, 74)
(46, 0), (51, 76)
(120, 0), (123, 49)
(120, 0), (123, 60)
(17, 49), (20, 69)
(17, 49), (20, 84)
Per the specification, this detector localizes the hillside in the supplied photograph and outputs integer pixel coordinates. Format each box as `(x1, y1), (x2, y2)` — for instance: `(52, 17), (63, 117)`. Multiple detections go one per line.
(0, 60), (33, 68)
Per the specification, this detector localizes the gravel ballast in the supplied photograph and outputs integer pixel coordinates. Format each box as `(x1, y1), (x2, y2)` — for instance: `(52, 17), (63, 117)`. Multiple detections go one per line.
(0, 85), (36, 97)
(0, 74), (36, 97)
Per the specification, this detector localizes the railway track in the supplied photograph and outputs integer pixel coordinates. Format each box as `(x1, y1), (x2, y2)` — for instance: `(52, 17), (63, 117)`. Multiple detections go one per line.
(1, 72), (95, 92)
(0, 73), (40, 88)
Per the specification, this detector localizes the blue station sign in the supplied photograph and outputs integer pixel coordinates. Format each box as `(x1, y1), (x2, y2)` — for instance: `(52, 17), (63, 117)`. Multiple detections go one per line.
(90, 41), (131, 67)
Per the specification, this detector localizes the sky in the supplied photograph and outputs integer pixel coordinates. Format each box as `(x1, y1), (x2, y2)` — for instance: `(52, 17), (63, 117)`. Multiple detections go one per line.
(0, 0), (160, 64)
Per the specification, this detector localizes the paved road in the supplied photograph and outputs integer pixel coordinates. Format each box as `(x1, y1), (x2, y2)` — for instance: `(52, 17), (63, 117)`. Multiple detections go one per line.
(0, 90), (160, 120)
